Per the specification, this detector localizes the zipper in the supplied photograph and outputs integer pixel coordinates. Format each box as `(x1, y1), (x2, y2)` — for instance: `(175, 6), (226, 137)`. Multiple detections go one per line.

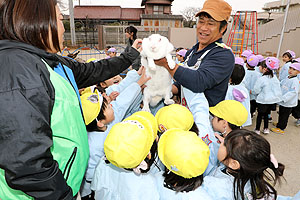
(63, 147), (77, 181)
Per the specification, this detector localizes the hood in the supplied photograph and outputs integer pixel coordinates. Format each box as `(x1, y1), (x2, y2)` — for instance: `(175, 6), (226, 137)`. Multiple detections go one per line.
(0, 40), (60, 68)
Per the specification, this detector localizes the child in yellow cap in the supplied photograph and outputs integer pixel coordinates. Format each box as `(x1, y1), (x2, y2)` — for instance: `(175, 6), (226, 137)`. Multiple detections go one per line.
(152, 104), (199, 174)
(209, 100), (248, 139)
(155, 129), (212, 199)
(156, 97), (247, 177)
(204, 99), (248, 175)
(91, 112), (159, 200)
(155, 104), (196, 134)
(184, 91), (248, 175)
(80, 67), (150, 199)
(156, 93), (221, 176)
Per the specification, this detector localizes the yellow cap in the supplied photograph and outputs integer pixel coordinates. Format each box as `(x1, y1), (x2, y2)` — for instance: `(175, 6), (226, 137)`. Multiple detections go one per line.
(87, 58), (97, 63)
(80, 90), (103, 125)
(155, 104), (194, 132)
(158, 128), (210, 178)
(131, 111), (158, 137)
(104, 117), (155, 169)
(80, 86), (96, 95)
(209, 100), (248, 126)
(124, 114), (158, 142)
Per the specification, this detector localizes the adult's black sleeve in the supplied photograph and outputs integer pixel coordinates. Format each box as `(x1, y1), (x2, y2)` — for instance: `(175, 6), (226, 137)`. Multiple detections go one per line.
(59, 46), (140, 89)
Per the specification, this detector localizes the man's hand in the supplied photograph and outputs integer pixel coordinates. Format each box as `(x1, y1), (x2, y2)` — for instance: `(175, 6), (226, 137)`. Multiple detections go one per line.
(154, 57), (169, 68)
(154, 57), (178, 77)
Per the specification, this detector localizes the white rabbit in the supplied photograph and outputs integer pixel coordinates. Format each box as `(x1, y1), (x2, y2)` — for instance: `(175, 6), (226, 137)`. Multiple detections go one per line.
(140, 34), (175, 112)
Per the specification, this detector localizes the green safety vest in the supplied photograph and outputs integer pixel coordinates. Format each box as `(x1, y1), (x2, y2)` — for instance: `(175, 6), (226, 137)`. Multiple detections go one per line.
(0, 60), (89, 199)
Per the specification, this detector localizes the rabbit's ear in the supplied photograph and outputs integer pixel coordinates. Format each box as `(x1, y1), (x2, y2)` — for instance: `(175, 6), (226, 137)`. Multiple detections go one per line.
(141, 38), (148, 48)
(141, 38), (151, 55)
(167, 42), (174, 53)
(140, 50), (146, 57)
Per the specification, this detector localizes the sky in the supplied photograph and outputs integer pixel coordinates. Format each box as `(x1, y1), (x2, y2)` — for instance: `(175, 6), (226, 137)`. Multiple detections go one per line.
(62, 0), (275, 14)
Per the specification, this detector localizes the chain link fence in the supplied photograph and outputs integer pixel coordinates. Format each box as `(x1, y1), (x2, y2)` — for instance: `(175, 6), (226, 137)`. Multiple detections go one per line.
(63, 23), (169, 50)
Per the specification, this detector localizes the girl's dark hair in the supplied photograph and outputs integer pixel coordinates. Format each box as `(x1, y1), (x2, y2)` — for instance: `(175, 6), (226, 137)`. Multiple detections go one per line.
(190, 122), (199, 135)
(223, 129), (285, 200)
(95, 85), (106, 94)
(228, 123), (239, 131)
(261, 60), (274, 77)
(176, 47), (184, 52)
(231, 64), (246, 85)
(0, 0), (61, 52)
(140, 140), (158, 173)
(86, 97), (108, 132)
(163, 170), (204, 193)
(282, 52), (293, 62)
(125, 26), (137, 44)
(216, 116), (240, 130)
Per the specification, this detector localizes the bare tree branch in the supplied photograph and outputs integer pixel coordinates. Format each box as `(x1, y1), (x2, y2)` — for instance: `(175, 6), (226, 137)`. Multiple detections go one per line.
(180, 7), (201, 27)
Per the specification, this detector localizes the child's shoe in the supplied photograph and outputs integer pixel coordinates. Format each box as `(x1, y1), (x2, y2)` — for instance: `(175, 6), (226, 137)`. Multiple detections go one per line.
(263, 128), (270, 134)
(272, 122), (277, 127)
(295, 119), (300, 127)
(271, 127), (285, 134)
(254, 129), (260, 135)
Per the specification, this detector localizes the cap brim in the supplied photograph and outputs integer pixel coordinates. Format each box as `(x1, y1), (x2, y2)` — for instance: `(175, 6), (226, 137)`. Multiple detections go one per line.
(209, 106), (218, 116)
(195, 10), (224, 21)
(290, 65), (300, 71)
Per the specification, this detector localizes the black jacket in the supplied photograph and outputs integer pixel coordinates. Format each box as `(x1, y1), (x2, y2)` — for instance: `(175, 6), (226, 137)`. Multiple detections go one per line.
(124, 39), (141, 70)
(0, 40), (139, 199)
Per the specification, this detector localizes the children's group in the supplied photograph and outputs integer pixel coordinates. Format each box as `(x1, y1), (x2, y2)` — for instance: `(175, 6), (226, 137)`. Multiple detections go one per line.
(1, 0), (300, 199)
(77, 47), (300, 200)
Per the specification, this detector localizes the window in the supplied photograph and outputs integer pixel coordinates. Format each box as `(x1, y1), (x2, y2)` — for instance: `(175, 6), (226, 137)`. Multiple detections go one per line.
(153, 5), (164, 14)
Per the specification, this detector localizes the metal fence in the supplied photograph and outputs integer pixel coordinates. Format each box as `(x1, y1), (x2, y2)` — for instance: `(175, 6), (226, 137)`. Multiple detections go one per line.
(59, 45), (127, 63)
(64, 32), (98, 47)
(63, 24), (169, 49)
(103, 25), (169, 47)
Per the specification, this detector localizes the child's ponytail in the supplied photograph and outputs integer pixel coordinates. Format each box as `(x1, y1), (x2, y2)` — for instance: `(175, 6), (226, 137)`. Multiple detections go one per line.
(268, 162), (285, 183)
(261, 60), (274, 77)
(256, 159), (285, 200)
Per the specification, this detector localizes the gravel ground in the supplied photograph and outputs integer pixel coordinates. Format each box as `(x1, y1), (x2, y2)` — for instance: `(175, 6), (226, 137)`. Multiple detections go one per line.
(245, 111), (300, 196)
